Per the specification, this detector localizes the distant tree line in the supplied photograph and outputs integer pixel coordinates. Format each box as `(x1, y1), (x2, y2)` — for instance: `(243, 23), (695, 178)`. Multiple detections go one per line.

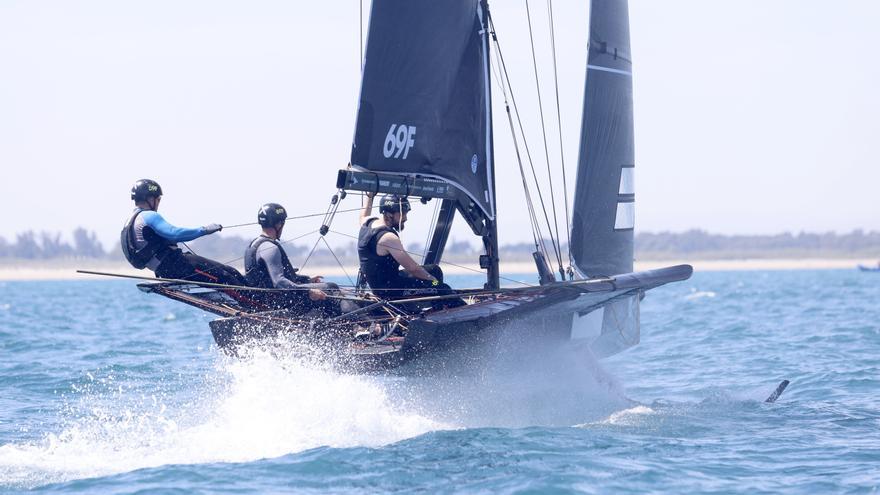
(0, 228), (108, 259)
(1, 228), (878, 262)
(635, 229), (880, 260)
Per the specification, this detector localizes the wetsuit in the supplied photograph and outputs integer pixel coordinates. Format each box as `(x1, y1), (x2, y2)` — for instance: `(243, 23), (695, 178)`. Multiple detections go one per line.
(121, 208), (246, 286)
(357, 217), (458, 304)
(244, 235), (355, 315)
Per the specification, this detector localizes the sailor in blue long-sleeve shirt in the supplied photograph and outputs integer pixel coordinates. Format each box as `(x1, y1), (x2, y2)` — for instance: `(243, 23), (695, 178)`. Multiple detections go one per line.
(121, 179), (246, 286)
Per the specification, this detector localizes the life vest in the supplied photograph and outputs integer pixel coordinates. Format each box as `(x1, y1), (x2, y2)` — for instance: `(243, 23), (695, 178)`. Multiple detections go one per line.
(120, 209), (177, 270)
(244, 236), (303, 288)
(357, 218), (401, 291)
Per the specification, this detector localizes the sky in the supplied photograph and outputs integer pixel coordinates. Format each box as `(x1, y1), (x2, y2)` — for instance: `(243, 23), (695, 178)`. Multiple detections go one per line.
(1, 0), (878, 251)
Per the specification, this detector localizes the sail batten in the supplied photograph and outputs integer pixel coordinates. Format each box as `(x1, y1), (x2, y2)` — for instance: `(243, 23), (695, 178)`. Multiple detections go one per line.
(351, 0), (495, 219)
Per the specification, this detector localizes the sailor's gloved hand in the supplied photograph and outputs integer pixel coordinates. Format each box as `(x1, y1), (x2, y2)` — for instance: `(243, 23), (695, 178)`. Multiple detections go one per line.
(203, 223), (223, 234)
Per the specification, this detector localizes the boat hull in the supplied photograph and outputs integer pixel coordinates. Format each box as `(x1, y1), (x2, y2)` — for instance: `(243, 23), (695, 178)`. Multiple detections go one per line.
(207, 264), (693, 374)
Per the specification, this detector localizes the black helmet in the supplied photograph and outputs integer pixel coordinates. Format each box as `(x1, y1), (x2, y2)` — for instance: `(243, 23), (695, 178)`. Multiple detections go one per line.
(131, 179), (162, 201)
(258, 203), (287, 227)
(378, 194), (411, 215)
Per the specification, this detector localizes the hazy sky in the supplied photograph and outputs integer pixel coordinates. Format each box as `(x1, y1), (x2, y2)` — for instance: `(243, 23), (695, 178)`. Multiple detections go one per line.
(1, 0), (878, 251)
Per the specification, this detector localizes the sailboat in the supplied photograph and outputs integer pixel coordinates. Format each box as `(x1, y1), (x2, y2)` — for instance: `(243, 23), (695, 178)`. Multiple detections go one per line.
(139, 0), (692, 373)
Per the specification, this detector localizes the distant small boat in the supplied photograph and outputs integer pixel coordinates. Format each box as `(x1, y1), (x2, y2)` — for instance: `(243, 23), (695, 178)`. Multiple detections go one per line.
(858, 264), (880, 272)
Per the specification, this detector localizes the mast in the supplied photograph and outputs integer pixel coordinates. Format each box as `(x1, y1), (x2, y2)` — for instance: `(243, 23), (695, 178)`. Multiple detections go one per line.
(569, 0), (635, 278)
(478, 0), (499, 290)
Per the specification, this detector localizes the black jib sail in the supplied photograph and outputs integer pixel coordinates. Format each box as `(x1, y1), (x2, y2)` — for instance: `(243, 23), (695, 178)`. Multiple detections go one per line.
(570, 0), (635, 278)
(350, 0), (495, 220)
(566, 0), (639, 359)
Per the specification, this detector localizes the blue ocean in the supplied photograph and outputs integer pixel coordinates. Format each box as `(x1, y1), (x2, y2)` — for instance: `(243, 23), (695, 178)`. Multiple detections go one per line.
(1, 269), (878, 493)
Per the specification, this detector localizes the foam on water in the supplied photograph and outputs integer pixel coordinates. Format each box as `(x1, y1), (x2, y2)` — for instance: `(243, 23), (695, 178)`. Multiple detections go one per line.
(598, 405), (656, 426)
(684, 289), (716, 301)
(0, 350), (444, 488)
(0, 330), (633, 489)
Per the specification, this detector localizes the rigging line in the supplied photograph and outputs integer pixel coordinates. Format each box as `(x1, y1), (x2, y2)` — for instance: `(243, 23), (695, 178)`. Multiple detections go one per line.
(319, 196), (338, 232)
(328, 229), (534, 287)
(181, 241), (197, 256)
(222, 221), (259, 229)
(421, 198), (441, 261)
(75, 270), (371, 299)
(218, 207), (366, 232)
(214, 229), (320, 268)
(547, 0), (573, 273)
(525, 0), (565, 275)
(487, 14), (544, 254)
(163, 229), (320, 285)
(489, 12), (555, 263)
(359, 0), (363, 72)
(299, 235), (323, 271)
(489, 14), (556, 267)
(320, 235), (355, 287)
(491, 36), (542, 253)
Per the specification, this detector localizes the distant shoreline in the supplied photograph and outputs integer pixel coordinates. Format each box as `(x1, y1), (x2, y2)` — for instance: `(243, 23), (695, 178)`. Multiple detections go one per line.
(0, 258), (876, 282)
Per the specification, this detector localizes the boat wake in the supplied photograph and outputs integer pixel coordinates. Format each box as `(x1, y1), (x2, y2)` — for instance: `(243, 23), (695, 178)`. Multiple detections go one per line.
(0, 348), (441, 489)
(0, 325), (632, 489)
(387, 339), (633, 428)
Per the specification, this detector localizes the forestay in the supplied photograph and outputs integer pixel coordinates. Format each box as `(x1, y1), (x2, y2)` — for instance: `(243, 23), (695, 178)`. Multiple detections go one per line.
(350, 0), (495, 219)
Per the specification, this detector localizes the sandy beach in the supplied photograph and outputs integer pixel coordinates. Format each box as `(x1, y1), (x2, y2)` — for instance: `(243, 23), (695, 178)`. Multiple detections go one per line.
(0, 258), (876, 282)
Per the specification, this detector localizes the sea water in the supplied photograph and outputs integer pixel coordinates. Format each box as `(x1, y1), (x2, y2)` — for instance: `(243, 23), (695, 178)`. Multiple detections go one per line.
(0, 270), (877, 493)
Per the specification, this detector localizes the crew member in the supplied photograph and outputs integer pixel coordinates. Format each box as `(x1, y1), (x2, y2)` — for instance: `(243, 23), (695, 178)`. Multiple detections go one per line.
(244, 202), (355, 315)
(121, 179), (246, 286)
(358, 193), (461, 305)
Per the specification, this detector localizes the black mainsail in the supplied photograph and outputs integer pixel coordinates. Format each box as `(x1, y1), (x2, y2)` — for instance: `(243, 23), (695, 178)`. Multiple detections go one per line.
(344, 0), (498, 288)
(570, 0), (635, 278)
(350, 0), (495, 220)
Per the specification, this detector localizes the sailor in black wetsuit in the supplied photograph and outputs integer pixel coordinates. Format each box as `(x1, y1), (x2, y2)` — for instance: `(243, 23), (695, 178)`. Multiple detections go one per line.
(358, 193), (461, 306)
(244, 203), (355, 315)
(121, 179), (246, 286)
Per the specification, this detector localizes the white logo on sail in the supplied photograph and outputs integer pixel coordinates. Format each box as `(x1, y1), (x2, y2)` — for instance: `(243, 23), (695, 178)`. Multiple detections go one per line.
(471, 154), (479, 174)
(383, 124), (416, 159)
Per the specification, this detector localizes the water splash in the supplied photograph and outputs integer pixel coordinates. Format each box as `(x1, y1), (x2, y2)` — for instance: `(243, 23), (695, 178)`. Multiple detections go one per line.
(0, 350), (443, 489)
(0, 316), (634, 489)
(684, 289), (716, 301)
(388, 338), (633, 428)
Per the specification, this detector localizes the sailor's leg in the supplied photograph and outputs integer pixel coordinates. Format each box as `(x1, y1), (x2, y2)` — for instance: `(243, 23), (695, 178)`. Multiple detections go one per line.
(182, 253), (247, 286)
(154, 251), (196, 280)
(415, 265), (465, 308)
(422, 264), (445, 283)
(305, 282), (360, 314)
(289, 282), (349, 317)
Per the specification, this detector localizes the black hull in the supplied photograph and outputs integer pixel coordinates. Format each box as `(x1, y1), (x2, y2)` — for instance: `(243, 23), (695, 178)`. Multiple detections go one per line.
(207, 304), (570, 375)
(200, 265), (693, 375)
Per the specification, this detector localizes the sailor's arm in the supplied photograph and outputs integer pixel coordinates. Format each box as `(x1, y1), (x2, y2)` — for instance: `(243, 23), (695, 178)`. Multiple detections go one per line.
(257, 242), (297, 289)
(257, 243), (327, 300)
(141, 211), (218, 242)
(360, 192), (375, 225)
(380, 233), (437, 282)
